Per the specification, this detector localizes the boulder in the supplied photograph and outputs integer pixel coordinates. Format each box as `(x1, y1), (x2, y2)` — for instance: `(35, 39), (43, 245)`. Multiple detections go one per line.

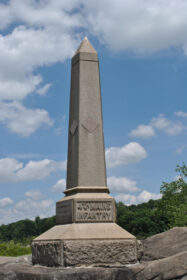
(130, 251), (187, 280)
(0, 256), (135, 280)
(142, 227), (187, 261)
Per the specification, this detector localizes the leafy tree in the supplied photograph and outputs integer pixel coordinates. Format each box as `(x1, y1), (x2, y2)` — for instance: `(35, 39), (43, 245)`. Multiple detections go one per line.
(116, 163), (187, 238)
(159, 163), (187, 227)
(0, 216), (56, 244)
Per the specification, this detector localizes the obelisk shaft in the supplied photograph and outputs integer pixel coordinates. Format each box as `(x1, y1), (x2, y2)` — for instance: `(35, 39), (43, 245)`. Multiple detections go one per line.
(66, 38), (107, 189)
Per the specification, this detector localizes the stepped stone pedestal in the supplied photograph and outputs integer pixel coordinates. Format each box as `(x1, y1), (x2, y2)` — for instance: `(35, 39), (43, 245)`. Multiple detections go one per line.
(32, 37), (139, 267)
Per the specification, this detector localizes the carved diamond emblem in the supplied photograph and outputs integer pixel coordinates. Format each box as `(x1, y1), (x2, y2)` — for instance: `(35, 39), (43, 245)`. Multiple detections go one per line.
(70, 120), (78, 135)
(82, 117), (98, 133)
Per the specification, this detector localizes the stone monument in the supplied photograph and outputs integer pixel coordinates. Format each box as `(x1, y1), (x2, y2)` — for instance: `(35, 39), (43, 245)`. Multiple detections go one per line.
(32, 37), (140, 267)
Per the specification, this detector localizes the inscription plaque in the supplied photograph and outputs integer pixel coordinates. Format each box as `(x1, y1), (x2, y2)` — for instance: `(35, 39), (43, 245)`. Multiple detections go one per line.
(56, 200), (73, 225)
(75, 200), (114, 222)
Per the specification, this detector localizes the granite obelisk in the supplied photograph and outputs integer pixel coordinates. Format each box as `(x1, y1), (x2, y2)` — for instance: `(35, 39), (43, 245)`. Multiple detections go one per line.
(67, 37), (107, 190)
(32, 38), (140, 267)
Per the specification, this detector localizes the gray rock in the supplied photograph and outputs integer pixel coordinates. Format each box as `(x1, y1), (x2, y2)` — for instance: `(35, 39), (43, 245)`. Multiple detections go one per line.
(136, 240), (143, 261)
(1, 251), (187, 280)
(142, 227), (187, 261)
(134, 251), (187, 280)
(0, 255), (31, 266)
(0, 260), (135, 280)
(172, 275), (187, 280)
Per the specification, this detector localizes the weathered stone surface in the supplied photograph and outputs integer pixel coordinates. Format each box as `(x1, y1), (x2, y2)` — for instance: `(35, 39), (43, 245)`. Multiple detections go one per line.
(0, 255), (31, 265)
(64, 240), (137, 266)
(1, 250), (187, 280)
(136, 240), (143, 261)
(0, 257), (16, 265)
(127, 263), (146, 277)
(172, 275), (187, 280)
(32, 241), (63, 266)
(0, 257), (135, 280)
(32, 237), (137, 267)
(137, 251), (187, 280)
(142, 227), (187, 261)
(66, 37), (107, 189)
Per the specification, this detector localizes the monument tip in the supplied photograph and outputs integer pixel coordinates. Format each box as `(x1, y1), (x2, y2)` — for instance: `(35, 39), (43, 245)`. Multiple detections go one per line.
(74, 36), (97, 56)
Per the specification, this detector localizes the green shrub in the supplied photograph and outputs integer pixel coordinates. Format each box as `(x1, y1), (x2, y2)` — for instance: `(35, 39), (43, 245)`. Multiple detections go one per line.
(0, 240), (31, 257)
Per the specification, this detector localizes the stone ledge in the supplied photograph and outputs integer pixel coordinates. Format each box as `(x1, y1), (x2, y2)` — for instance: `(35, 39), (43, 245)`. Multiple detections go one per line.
(0, 262), (134, 280)
(1, 251), (186, 280)
(33, 223), (135, 241)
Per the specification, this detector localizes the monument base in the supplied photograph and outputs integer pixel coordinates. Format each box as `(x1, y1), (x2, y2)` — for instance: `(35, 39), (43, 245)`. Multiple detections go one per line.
(32, 223), (142, 267)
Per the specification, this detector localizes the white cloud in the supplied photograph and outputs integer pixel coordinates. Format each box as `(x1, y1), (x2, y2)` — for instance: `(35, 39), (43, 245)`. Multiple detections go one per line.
(51, 179), (66, 193)
(138, 190), (162, 203)
(0, 74), (42, 102)
(0, 101), (53, 137)
(0, 0), (187, 89)
(0, 197), (13, 207)
(15, 198), (53, 212)
(129, 124), (155, 139)
(106, 142), (147, 168)
(36, 83), (51, 96)
(115, 190), (162, 205)
(175, 111), (187, 118)
(17, 159), (66, 181)
(0, 158), (66, 183)
(108, 176), (139, 193)
(0, 158), (23, 183)
(0, 1), (84, 31)
(0, 23), (79, 102)
(114, 193), (137, 205)
(130, 114), (186, 139)
(25, 190), (43, 200)
(0, 1), (187, 137)
(151, 114), (184, 135)
(83, 0), (187, 54)
(0, 1), (82, 135)
(0, 198), (55, 225)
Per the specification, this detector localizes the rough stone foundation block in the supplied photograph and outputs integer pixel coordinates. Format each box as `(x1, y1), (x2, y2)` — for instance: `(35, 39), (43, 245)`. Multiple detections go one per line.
(32, 240), (63, 267)
(64, 239), (138, 266)
(32, 238), (140, 267)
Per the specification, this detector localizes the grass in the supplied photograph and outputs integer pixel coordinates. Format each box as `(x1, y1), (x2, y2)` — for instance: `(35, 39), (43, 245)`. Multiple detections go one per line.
(0, 240), (31, 257)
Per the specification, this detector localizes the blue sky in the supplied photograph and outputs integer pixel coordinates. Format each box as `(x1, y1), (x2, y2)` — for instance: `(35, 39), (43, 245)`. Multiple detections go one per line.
(0, 0), (187, 225)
